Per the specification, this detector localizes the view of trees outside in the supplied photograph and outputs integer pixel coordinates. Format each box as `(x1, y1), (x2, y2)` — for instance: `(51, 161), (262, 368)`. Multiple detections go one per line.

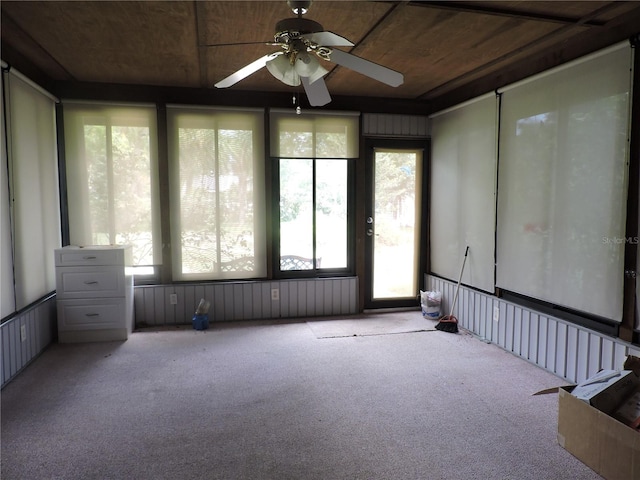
(279, 158), (347, 269)
(316, 159), (348, 268)
(80, 111), (353, 277)
(83, 123), (154, 267)
(373, 150), (420, 299)
(279, 159), (313, 264)
(277, 124), (350, 271)
(177, 127), (257, 275)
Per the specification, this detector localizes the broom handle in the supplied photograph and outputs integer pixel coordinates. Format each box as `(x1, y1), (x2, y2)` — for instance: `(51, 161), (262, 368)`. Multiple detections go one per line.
(449, 246), (469, 317)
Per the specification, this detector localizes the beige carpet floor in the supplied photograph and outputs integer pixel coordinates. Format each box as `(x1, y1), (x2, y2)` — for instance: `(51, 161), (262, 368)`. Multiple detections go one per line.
(306, 310), (437, 338)
(2, 313), (601, 480)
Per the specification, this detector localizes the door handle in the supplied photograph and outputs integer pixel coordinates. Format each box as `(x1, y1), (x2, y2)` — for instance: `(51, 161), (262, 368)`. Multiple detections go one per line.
(367, 228), (374, 236)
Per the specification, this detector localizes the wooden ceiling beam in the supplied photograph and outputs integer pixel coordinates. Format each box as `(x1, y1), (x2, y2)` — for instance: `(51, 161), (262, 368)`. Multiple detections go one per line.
(0, 10), (74, 82)
(410, 1), (607, 27)
(350, 1), (410, 52)
(323, 1), (409, 82)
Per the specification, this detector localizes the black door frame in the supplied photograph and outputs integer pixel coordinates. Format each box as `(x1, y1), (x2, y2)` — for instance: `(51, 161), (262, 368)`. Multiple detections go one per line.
(363, 138), (430, 309)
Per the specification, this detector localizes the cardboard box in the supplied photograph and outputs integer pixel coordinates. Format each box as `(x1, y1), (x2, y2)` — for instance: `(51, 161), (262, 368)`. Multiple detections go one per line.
(558, 383), (640, 479)
(614, 390), (640, 430)
(571, 370), (637, 414)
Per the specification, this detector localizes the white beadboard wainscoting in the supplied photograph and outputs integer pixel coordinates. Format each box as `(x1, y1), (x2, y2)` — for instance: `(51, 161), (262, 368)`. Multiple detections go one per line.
(134, 277), (359, 327)
(426, 274), (640, 384)
(1, 295), (56, 388)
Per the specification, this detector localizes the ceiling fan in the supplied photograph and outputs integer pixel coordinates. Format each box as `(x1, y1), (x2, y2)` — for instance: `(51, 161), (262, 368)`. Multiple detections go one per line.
(213, 0), (404, 107)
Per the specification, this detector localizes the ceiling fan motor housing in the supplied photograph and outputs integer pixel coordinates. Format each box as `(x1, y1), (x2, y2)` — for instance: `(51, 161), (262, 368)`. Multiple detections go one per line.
(275, 18), (324, 43)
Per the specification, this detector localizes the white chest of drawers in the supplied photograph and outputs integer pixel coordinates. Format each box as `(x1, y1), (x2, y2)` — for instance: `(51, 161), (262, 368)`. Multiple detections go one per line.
(55, 245), (134, 343)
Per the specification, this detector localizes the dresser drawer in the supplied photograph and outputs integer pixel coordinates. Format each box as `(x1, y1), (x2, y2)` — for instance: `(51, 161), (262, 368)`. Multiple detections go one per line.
(57, 298), (127, 330)
(55, 245), (134, 343)
(55, 246), (129, 267)
(56, 266), (125, 299)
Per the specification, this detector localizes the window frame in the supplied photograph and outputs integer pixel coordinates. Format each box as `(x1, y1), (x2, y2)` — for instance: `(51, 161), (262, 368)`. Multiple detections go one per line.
(272, 155), (356, 279)
(61, 102), (161, 278)
(166, 106), (267, 282)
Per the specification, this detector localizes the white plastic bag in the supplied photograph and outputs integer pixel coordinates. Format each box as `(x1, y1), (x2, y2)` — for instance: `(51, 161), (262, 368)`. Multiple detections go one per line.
(420, 290), (442, 319)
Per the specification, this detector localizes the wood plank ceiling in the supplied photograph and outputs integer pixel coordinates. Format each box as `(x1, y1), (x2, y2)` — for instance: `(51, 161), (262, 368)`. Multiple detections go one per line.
(2, 1), (640, 113)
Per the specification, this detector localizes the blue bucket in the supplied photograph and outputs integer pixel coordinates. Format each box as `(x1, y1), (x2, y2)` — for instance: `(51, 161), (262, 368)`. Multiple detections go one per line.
(192, 314), (209, 330)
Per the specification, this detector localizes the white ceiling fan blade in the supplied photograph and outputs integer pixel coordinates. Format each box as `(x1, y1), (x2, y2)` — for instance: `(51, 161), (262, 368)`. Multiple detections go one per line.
(300, 31), (354, 47)
(301, 76), (331, 106)
(329, 49), (404, 87)
(215, 52), (282, 88)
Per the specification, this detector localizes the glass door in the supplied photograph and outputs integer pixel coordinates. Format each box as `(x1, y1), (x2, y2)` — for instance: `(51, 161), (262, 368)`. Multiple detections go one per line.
(365, 141), (426, 308)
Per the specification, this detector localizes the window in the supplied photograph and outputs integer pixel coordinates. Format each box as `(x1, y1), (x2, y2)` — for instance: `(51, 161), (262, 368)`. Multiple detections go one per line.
(279, 158), (350, 270)
(167, 107), (266, 281)
(496, 43), (631, 321)
(370, 146), (424, 300)
(1, 71), (60, 316)
(271, 111), (358, 274)
(430, 94), (497, 293)
(63, 103), (161, 275)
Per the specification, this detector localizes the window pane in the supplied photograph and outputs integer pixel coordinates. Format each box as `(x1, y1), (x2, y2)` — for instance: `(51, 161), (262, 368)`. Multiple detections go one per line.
(0, 77), (13, 317)
(280, 159), (313, 269)
(430, 94), (497, 293)
(279, 121), (314, 158)
(497, 43), (630, 320)
(81, 123), (154, 265)
(178, 127), (217, 274)
(83, 125), (107, 238)
(112, 126), (154, 265)
(64, 105), (160, 269)
(373, 150), (420, 299)
(316, 159), (348, 268)
(270, 112), (359, 158)
(168, 108), (266, 280)
(219, 129), (259, 265)
(272, 112), (357, 275)
(315, 118), (355, 158)
(5, 74), (60, 311)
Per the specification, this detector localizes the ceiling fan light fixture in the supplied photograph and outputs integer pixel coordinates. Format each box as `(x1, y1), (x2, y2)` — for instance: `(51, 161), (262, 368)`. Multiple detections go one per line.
(266, 54), (301, 86)
(294, 52), (327, 83)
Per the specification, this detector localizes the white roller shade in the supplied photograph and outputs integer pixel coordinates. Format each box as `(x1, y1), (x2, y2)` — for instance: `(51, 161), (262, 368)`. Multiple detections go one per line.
(63, 103), (161, 268)
(167, 106), (266, 280)
(0, 73), (14, 317)
(496, 43), (632, 321)
(3, 72), (60, 311)
(430, 94), (497, 292)
(270, 111), (359, 158)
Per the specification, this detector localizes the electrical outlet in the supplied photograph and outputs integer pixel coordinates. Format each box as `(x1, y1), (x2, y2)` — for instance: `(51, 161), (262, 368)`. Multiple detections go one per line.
(169, 293), (178, 305)
(20, 324), (27, 342)
(271, 288), (280, 301)
(493, 306), (500, 322)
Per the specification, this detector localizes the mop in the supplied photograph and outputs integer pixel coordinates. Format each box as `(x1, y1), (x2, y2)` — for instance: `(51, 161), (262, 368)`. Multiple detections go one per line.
(435, 246), (469, 333)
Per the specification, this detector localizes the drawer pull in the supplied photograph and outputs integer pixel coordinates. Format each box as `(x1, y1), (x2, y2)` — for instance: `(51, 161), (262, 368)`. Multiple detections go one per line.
(85, 313), (100, 317)
(83, 255), (97, 260)
(84, 281), (99, 285)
